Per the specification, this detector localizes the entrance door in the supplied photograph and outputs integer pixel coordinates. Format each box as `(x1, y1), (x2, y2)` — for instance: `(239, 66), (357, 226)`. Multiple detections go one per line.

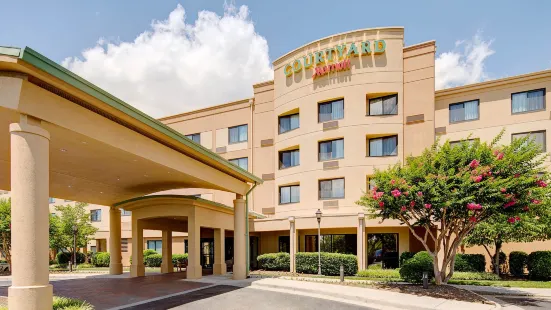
(249, 236), (259, 270)
(200, 238), (214, 269)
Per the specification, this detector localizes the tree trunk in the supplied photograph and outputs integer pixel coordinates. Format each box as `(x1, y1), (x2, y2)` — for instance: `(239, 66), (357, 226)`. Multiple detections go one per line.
(493, 241), (502, 276)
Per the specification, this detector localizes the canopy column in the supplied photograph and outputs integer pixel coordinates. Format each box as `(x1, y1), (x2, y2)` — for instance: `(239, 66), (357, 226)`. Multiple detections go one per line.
(187, 214), (202, 279)
(213, 228), (226, 275)
(233, 195), (246, 280)
(130, 218), (145, 277)
(109, 207), (123, 275)
(161, 231), (173, 273)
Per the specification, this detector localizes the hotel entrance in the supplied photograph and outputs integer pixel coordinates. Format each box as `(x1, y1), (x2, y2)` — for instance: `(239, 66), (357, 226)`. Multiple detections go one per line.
(201, 238), (214, 269)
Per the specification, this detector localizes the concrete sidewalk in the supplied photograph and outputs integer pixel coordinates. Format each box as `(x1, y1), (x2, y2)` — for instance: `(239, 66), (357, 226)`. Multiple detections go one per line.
(453, 285), (551, 297)
(249, 278), (498, 310)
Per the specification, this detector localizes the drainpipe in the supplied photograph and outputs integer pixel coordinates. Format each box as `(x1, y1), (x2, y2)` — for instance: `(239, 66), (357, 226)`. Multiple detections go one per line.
(245, 182), (258, 277)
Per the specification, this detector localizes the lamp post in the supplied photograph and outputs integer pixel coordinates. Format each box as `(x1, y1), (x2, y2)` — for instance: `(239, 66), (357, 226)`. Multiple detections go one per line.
(72, 224), (78, 271)
(316, 209), (322, 276)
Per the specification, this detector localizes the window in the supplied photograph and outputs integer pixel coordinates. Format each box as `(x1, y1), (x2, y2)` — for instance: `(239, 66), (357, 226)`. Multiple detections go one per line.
(450, 138), (477, 148)
(229, 157), (248, 170)
(512, 131), (546, 152)
(147, 240), (162, 254)
(319, 178), (345, 199)
(49, 198), (55, 204)
(279, 185), (300, 204)
(90, 246), (97, 253)
(90, 209), (102, 222)
(512, 89), (545, 114)
(229, 124), (248, 143)
(121, 209), (131, 216)
(185, 133), (201, 144)
(319, 139), (344, 161)
(121, 239), (128, 252)
(449, 100), (479, 123)
(368, 233), (399, 269)
(279, 149), (300, 169)
(369, 135), (398, 157)
(279, 113), (300, 134)
(368, 94), (398, 115)
(278, 236), (290, 253)
(318, 99), (344, 122)
(305, 234), (357, 254)
(366, 177), (376, 191)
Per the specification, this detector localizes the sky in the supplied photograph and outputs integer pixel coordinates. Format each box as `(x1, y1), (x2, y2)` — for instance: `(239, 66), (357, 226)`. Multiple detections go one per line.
(1, 0), (550, 118)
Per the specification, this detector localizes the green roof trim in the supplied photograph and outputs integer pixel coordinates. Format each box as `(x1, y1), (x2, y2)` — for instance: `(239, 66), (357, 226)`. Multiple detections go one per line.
(113, 194), (266, 219)
(7, 46), (262, 184)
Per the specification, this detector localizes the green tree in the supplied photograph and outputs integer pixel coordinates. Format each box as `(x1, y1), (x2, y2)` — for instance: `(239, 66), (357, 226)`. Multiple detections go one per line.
(49, 203), (98, 254)
(356, 131), (551, 284)
(0, 199), (11, 269)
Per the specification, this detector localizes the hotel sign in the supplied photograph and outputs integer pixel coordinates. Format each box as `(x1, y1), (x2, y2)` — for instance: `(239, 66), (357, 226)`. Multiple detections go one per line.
(284, 40), (386, 79)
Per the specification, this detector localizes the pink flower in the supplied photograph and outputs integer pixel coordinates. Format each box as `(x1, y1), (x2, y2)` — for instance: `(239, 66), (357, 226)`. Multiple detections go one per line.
(516, 216), (521, 221)
(523, 206), (530, 212)
(514, 173), (520, 178)
(500, 188), (507, 193)
(372, 186), (378, 191)
(372, 191), (384, 200)
(469, 159), (480, 169)
(493, 149), (500, 156)
(532, 199), (541, 205)
(391, 189), (402, 198)
(469, 216), (477, 223)
(537, 180), (548, 188)
(404, 192), (410, 196)
(379, 201), (385, 208)
(508, 217), (516, 224)
(474, 175), (483, 183)
(390, 179), (396, 185)
(417, 191), (423, 197)
(504, 199), (517, 208)
(424, 204), (432, 209)
(410, 201), (416, 207)
(401, 206), (407, 212)
(467, 203), (482, 210)
(497, 153), (504, 160)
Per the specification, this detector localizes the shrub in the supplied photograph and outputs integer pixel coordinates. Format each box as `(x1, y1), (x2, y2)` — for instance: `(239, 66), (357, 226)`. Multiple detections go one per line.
(76, 263), (95, 269)
(53, 296), (94, 310)
(399, 251), (434, 283)
(92, 252), (110, 267)
(145, 254), (162, 267)
(527, 251), (551, 280)
(367, 264), (382, 270)
(509, 251), (528, 277)
(56, 252), (86, 265)
(356, 268), (400, 279)
(49, 264), (67, 270)
(451, 272), (500, 281)
(399, 251), (415, 266)
(455, 254), (486, 272)
(172, 254), (188, 265)
(295, 252), (357, 276)
(257, 253), (290, 271)
(143, 249), (157, 259)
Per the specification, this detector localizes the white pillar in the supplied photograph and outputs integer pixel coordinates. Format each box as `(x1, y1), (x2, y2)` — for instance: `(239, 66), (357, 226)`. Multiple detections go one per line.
(161, 231), (173, 273)
(187, 213), (202, 279)
(8, 115), (53, 310)
(130, 218), (145, 277)
(289, 217), (296, 273)
(213, 228), (226, 275)
(109, 207), (122, 275)
(233, 195), (246, 280)
(357, 213), (366, 270)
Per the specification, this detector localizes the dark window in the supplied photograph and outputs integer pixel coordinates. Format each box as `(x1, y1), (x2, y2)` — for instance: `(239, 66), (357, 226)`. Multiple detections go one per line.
(368, 135), (398, 157)
(279, 236), (290, 253)
(367, 233), (399, 269)
(318, 99), (344, 122)
(279, 149), (300, 169)
(304, 234), (357, 254)
(185, 133), (201, 144)
(90, 209), (102, 222)
(319, 139), (344, 161)
(121, 239), (128, 252)
(279, 185), (300, 204)
(512, 89), (545, 114)
(147, 240), (162, 254)
(229, 157), (248, 170)
(279, 113), (300, 134)
(512, 131), (546, 152)
(229, 124), (248, 143)
(449, 100), (479, 123)
(319, 178), (345, 199)
(368, 94), (398, 115)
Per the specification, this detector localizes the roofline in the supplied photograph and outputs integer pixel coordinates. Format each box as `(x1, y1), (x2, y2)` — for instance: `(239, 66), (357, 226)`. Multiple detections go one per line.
(272, 26), (405, 66)
(3, 46), (262, 185)
(436, 68), (551, 98)
(113, 194), (266, 219)
(403, 40), (436, 52)
(253, 80), (274, 88)
(158, 98), (252, 121)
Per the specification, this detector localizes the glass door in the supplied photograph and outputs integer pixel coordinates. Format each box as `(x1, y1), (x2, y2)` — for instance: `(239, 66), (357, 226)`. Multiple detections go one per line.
(200, 238), (214, 269)
(249, 236), (259, 270)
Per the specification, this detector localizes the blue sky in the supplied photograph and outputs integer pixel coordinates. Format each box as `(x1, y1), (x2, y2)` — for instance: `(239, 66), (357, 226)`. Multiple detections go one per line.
(1, 0), (550, 117)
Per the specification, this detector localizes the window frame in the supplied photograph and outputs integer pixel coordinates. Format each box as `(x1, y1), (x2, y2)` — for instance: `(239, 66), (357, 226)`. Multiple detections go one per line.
(318, 178), (345, 200)
(367, 94), (398, 116)
(146, 240), (162, 254)
(449, 99), (480, 124)
(279, 184), (300, 205)
(511, 130), (547, 152)
(229, 157), (248, 171)
(228, 124), (248, 144)
(511, 88), (546, 115)
(90, 209), (102, 222)
(318, 98), (344, 123)
(318, 138), (344, 161)
(185, 133), (201, 144)
(278, 113), (300, 134)
(279, 149), (300, 169)
(368, 135), (398, 157)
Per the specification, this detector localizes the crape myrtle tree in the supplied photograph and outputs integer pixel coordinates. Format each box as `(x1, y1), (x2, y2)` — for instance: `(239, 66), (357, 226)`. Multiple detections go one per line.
(49, 203), (98, 255)
(0, 199), (11, 269)
(357, 131), (551, 284)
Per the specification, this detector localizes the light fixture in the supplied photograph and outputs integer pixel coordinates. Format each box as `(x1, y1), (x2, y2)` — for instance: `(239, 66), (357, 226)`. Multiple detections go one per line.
(144, 174), (149, 177)
(81, 141), (87, 145)
(100, 191), (103, 194)
(68, 185), (72, 188)
(117, 177), (120, 181)
(60, 149), (67, 152)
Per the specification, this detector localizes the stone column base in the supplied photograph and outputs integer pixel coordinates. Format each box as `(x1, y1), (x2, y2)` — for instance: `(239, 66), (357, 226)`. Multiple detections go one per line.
(213, 263), (227, 275)
(130, 264), (145, 277)
(109, 263), (123, 275)
(161, 262), (174, 274)
(9, 284), (53, 310)
(186, 264), (203, 279)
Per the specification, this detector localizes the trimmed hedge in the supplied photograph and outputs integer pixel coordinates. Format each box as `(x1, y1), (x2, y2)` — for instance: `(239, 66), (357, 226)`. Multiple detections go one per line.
(509, 251), (528, 277)
(145, 254), (162, 267)
(257, 253), (290, 271)
(295, 252), (357, 276)
(356, 268), (400, 279)
(172, 254), (188, 265)
(399, 251), (415, 266)
(399, 251), (434, 283)
(92, 252), (110, 267)
(527, 251), (551, 280)
(56, 252), (86, 265)
(455, 254), (486, 272)
(130, 249), (159, 265)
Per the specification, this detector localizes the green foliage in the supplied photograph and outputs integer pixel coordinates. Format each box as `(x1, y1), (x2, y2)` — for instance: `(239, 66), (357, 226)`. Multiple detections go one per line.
(509, 251), (528, 277)
(76, 263), (94, 269)
(295, 252), (357, 276)
(49, 203), (99, 253)
(399, 251), (415, 266)
(355, 268), (500, 281)
(367, 264), (382, 270)
(399, 251), (434, 283)
(143, 249), (157, 258)
(144, 253), (162, 267)
(172, 253), (188, 265)
(527, 251), (551, 280)
(92, 252), (110, 267)
(52, 296), (93, 310)
(452, 272), (500, 281)
(455, 254), (486, 272)
(356, 268), (400, 279)
(356, 131), (551, 284)
(56, 252), (86, 265)
(0, 199), (11, 268)
(257, 252), (290, 271)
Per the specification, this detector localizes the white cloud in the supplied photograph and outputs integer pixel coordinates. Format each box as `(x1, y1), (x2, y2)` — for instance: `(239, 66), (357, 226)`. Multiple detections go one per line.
(63, 4), (273, 118)
(435, 32), (495, 90)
